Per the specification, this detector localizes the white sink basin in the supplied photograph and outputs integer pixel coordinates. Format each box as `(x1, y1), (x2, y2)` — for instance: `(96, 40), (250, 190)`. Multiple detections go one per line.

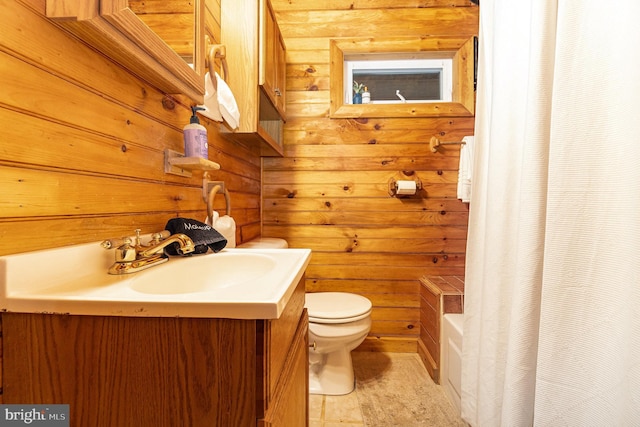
(130, 252), (277, 295)
(0, 240), (311, 319)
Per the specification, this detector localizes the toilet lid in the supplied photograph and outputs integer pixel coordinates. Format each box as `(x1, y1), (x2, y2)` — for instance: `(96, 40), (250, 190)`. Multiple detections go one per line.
(305, 292), (372, 323)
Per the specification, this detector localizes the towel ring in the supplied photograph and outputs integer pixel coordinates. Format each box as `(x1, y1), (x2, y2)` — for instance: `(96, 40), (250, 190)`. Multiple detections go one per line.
(207, 185), (231, 223)
(204, 35), (229, 91)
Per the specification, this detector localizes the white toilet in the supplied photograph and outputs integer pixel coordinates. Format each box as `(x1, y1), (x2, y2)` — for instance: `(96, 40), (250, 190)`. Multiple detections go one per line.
(305, 291), (372, 395)
(237, 237), (373, 396)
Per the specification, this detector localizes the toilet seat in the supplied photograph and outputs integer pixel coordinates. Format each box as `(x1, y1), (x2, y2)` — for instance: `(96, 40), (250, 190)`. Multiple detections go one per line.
(306, 292), (372, 324)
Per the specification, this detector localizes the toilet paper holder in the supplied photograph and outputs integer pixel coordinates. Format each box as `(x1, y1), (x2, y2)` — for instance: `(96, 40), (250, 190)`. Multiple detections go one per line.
(388, 178), (422, 197)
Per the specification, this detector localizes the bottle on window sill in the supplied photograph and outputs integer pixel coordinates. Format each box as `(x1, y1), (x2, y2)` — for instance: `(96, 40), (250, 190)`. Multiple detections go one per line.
(362, 87), (370, 104)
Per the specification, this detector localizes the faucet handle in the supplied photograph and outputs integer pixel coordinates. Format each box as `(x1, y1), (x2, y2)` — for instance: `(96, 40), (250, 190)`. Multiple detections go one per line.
(102, 229), (171, 250)
(101, 236), (127, 249)
(114, 237), (137, 262)
(151, 230), (171, 243)
(101, 229), (142, 249)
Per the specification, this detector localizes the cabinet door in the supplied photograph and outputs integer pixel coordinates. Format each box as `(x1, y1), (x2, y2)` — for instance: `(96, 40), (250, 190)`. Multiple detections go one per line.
(262, 0), (276, 96)
(273, 29), (287, 117)
(261, 0), (286, 119)
(260, 310), (309, 427)
(3, 313), (257, 426)
(261, 278), (305, 409)
(0, 316), (2, 404)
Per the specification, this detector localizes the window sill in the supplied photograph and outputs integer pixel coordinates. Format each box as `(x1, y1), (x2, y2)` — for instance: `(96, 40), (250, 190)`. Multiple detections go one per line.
(330, 102), (473, 119)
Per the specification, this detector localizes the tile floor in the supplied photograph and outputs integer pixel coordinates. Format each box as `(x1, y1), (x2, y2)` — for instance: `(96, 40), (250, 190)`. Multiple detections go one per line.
(309, 352), (467, 427)
(309, 389), (366, 427)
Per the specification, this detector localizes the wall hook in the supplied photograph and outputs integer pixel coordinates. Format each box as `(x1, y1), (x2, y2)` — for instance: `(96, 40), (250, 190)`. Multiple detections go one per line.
(430, 136), (466, 153)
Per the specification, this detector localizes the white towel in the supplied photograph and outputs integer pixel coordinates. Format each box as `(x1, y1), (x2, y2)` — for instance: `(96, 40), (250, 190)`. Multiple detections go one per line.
(457, 136), (475, 203)
(215, 72), (240, 130)
(198, 72), (223, 122)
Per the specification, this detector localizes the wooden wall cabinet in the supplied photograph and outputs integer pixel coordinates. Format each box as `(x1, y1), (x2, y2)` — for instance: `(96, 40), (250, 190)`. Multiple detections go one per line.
(221, 0), (286, 156)
(2, 279), (308, 426)
(45, 0), (206, 103)
(260, 0), (287, 119)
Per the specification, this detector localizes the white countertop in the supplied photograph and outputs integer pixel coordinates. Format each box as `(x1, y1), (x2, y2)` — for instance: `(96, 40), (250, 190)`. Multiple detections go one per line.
(0, 240), (311, 319)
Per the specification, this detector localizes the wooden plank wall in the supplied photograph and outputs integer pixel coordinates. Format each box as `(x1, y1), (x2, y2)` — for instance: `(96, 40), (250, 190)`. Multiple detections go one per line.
(0, 0), (261, 257)
(267, 0), (478, 352)
(130, 1), (196, 60)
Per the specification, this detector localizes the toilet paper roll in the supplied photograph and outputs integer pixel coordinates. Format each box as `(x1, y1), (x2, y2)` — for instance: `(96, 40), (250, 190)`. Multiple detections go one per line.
(396, 180), (417, 195)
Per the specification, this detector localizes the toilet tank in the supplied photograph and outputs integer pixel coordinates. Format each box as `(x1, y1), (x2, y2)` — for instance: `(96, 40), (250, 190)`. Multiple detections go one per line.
(237, 238), (288, 249)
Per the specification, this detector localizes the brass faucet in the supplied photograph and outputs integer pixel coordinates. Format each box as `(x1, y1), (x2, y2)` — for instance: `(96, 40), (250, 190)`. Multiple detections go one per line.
(102, 229), (196, 275)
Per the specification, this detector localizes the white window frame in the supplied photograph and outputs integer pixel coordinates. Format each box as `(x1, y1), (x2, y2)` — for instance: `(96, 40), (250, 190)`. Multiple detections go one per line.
(345, 57), (453, 105)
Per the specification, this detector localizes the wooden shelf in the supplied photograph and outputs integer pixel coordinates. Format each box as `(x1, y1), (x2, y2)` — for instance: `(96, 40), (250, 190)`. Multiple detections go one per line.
(164, 149), (220, 177)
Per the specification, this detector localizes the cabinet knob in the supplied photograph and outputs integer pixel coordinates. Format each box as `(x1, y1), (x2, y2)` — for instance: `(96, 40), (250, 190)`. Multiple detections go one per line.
(274, 88), (282, 97)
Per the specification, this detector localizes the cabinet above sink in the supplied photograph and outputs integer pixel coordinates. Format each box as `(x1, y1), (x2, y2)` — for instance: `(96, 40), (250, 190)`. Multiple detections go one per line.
(221, 0), (287, 156)
(45, 0), (207, 104)
(44, 0), (287, 156)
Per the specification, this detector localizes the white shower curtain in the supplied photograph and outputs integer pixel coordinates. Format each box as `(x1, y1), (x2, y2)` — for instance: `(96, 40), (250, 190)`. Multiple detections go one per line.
(462, 1), (640, 426)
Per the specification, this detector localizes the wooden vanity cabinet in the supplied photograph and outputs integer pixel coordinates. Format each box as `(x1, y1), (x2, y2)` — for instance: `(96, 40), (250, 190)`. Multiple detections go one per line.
(0, 318), (3, 404)
(1, 278), (308, 426)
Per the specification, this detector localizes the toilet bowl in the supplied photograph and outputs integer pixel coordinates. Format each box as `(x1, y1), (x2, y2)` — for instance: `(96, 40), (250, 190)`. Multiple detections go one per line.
(305, 291), (372, 395)
(237, 237), (372, 395)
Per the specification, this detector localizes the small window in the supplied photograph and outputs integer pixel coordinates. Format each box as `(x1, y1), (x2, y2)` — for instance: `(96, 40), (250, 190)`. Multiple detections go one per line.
(345, 55), (453, 104)
(329, 37), (476, 119)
